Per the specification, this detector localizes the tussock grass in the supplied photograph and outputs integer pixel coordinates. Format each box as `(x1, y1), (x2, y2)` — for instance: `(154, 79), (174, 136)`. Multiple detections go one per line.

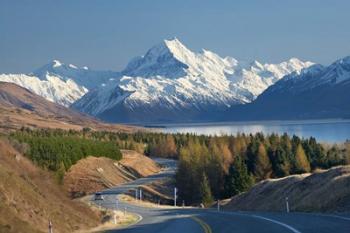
(225, 165), (350, 212)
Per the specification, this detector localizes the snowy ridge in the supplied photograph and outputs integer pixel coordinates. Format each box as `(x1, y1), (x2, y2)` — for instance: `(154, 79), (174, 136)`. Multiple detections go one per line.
(32, 60), (118, 89)
(0, 61), (119, 106)
(233, 55), (350, 121)
(265, 55), (350, 94)
(73, 38), (314, 123)
(0, 73), (87, 106)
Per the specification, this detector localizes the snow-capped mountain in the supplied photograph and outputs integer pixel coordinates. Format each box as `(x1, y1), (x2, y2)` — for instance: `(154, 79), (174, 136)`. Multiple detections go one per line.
(226, 56), (350, 120)
(0, 61), (118, 106)
(73, 38), (313, 123)
(261, 56), (350, 95)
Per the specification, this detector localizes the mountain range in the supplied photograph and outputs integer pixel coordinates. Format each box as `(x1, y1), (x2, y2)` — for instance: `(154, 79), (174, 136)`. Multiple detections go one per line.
(0, 60), (118, 106)
(1, 38), (349, 123)
(72, 38), (313, 123)
(225, 56), (350, 120)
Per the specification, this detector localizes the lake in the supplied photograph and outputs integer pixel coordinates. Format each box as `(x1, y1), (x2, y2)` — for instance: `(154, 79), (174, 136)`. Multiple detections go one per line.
(159, 119), (350, 143)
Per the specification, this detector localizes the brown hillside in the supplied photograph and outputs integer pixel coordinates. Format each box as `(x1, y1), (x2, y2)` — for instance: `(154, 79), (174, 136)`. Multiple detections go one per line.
(0, 81), (140, 133)
(0, 138), (102, 233)
(224, 166), (350, 212)
(64, 150), (161, 197)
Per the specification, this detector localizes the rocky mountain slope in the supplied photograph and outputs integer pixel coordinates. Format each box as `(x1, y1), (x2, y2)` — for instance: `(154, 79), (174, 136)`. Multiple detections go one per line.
(73, 38), (313, 123)
(0, 82), (138, 132)
(226, 56), (350, 120)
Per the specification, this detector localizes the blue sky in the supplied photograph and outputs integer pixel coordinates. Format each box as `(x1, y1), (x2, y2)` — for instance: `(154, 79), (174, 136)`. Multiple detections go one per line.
(1, 0), (350, 73)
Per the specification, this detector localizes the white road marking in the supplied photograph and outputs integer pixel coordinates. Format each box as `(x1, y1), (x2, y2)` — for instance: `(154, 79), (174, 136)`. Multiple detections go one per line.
(133, 213), (143, 225)
(251, 215), (302, 233)
(210, 211), (302, 233)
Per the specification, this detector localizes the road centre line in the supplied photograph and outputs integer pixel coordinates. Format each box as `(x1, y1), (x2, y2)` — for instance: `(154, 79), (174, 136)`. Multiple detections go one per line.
(191, 216), (213, 233)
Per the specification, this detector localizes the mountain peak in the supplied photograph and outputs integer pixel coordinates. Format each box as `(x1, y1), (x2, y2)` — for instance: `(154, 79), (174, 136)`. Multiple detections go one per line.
(163, 37), (188, 52)
(336, 56), (350, 66)
(164, 38), (194, 59)
(163, 37), (180, 45)
(122, 38), (192, 78)
(330, 55), (350, 84)
(146, 38), (193, 62)
(40, 60), (81, 72)
(52, 59), (63, 67)
(33, 60), (74, 79)
(288, 57), (302, 63)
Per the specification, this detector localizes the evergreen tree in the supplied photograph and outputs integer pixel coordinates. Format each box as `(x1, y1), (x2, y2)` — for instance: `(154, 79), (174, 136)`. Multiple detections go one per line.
(199, 173), (214, 207)
(269, 145), (291, 177)
(246, 141), (259, 174)
(223, 157), (253, 198)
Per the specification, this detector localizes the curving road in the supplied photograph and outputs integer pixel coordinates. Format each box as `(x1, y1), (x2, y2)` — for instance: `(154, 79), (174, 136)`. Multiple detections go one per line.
(92, 158), (350, 233)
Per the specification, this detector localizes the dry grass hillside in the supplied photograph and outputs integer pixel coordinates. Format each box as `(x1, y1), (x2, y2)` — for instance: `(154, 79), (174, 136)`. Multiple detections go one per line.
(224, 166), (350, 212)
(0, 138), (103, 233)
(64, 150), (161, 197)
(0, 82), (140, 133)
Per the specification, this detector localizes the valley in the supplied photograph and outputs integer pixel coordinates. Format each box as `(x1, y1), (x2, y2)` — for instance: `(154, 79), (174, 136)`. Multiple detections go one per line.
(2, 39), (349, 124)
(1, 2), (350, 232)
(0, 113), (349, 233)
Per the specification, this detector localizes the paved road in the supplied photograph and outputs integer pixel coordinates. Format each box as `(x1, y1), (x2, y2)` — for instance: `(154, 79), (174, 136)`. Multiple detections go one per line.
(100, 158), (177, 195)
(92, 158), (350, 233)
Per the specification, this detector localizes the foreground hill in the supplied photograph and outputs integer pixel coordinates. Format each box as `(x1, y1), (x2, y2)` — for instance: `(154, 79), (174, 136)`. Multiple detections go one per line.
(0, 82), (138, 132)
(64, 150), (161, 197)
(224, 165), (350, 212)
(0, 138), (100, 233)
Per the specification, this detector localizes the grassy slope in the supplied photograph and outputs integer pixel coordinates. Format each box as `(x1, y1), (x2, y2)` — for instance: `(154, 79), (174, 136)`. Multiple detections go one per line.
(64, 150), (161, 197)
(0, 138), (101, 233)
(224, 165), (350, 212)
(0, 82), (141, 133)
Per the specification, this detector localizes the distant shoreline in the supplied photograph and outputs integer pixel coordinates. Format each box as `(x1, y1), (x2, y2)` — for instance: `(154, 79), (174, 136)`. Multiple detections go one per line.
(144, 118), (350, 128)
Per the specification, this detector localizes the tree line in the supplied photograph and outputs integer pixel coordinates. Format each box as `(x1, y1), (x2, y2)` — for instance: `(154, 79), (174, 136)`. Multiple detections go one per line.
(175, 133), (349, 206)
(11, 128), (122, 183)
(11, 127), (350, 203)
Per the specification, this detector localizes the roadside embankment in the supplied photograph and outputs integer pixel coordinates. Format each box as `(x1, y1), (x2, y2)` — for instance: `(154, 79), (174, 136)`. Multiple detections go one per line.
(224, 165), (350, 212)
(76, 196), (142, 233)
(0, 138), (101, 233)
(64, 150), (161, 197)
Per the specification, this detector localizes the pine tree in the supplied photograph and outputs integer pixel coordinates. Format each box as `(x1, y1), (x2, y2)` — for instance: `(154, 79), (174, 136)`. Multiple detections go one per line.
(223, 156), (253, 198)
(199, 173), (214, 207)
(269, 145), (291, 177)
(246, 141), (259, 174)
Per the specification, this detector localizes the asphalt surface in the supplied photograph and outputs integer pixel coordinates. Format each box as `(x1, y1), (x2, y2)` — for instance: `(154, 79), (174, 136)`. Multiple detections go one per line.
(91, 158), (350, 233)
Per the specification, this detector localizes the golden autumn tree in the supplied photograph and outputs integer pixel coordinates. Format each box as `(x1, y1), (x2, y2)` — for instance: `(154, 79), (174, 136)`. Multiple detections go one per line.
(294, 144), (311, 173)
